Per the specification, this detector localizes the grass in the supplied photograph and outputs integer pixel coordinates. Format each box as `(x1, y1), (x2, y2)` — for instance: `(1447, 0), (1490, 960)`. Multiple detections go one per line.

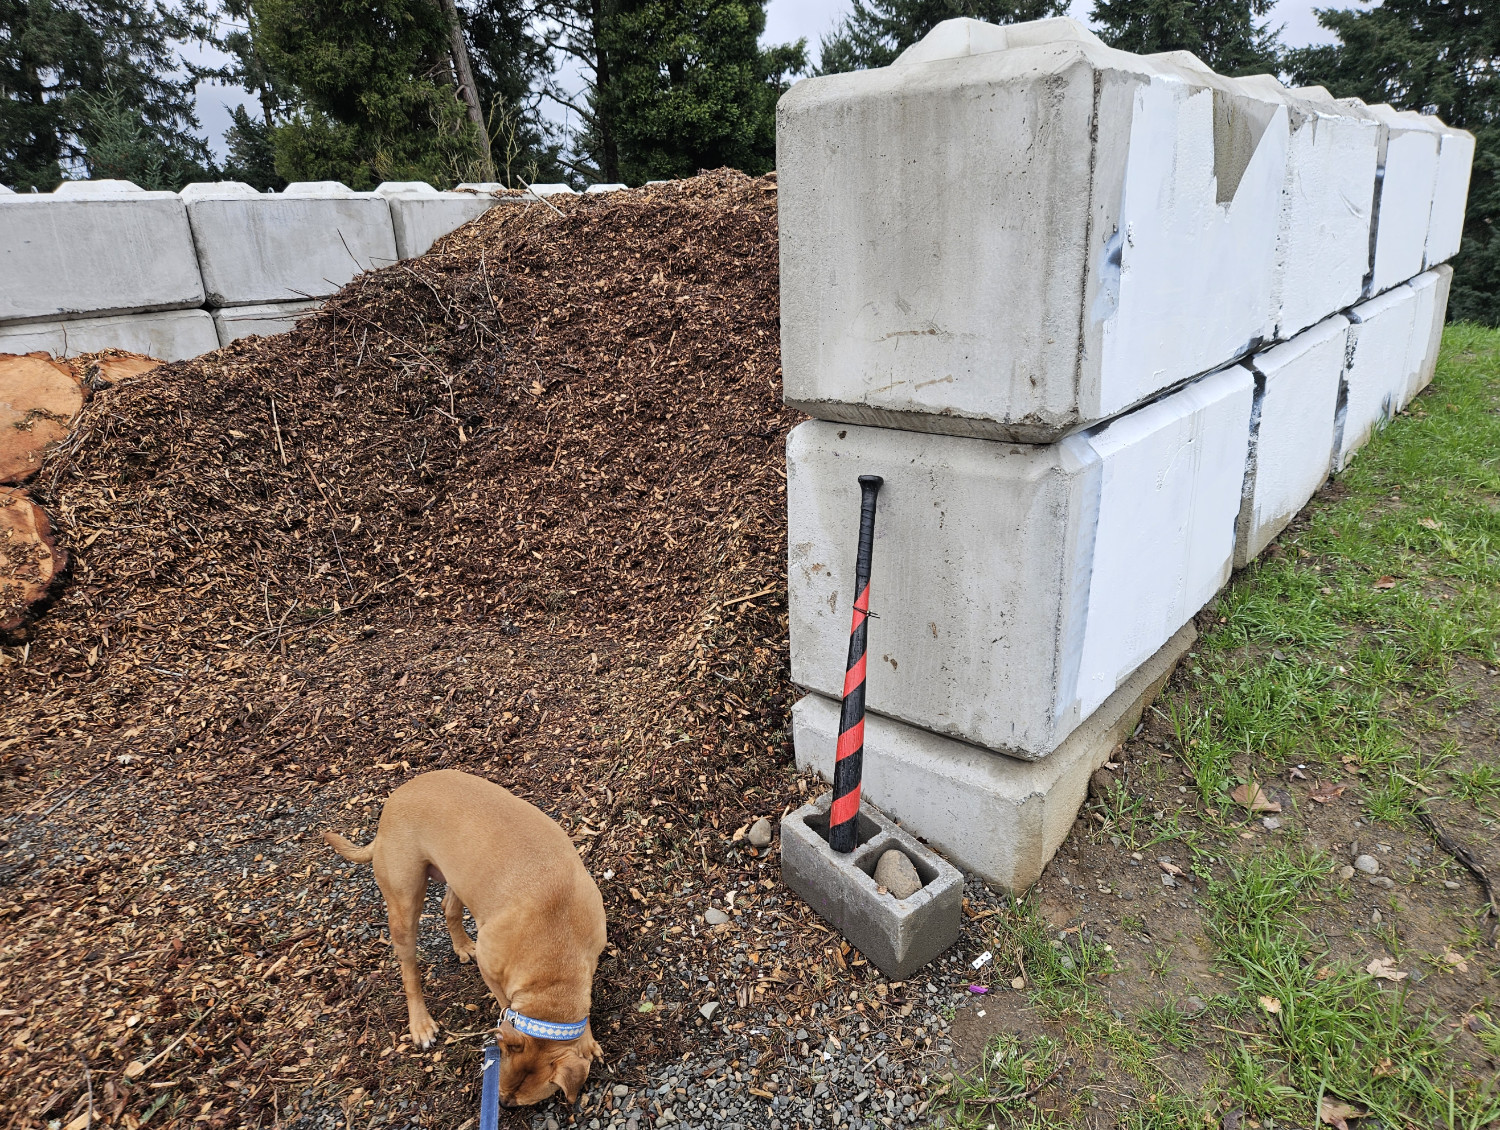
(938, 323), (1500, 1129)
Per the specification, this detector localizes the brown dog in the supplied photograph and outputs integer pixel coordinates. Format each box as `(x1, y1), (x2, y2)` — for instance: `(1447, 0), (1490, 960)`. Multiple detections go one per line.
(324, 769), (606, 1106)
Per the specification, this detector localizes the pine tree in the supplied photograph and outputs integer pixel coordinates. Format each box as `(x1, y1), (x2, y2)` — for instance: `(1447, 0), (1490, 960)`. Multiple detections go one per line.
(601, 0), (804, 183)
(1286, 1), (1499, 325)
(1, 0), (214, 190)
(463, 0), (564, 183)
(253, 0), (490, 188)
(1089, 0), (1281, 77)
(817, 0), (1068, 75)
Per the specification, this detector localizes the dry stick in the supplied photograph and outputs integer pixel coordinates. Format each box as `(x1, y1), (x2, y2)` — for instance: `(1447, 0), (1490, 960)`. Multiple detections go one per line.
(517, 177), (566, 219)
(1414, 803), (1499, 944)
(269, 399), (287, 466)
(968, 1061), (1071, 1109)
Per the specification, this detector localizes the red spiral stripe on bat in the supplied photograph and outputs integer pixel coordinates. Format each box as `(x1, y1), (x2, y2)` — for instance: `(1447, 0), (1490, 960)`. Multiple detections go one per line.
(842, 654), (867, 698)
(835, 718), (864, 763)
(848, 583), (870, 631)
(830, 788), (861, 828)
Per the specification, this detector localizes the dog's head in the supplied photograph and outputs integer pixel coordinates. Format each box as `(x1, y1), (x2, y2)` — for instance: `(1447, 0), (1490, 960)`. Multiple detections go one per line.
(497, 1019), (604, 1107)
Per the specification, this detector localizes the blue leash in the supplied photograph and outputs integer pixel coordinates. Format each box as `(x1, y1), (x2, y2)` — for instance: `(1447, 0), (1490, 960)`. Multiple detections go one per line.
(479, 1045), (501, 1130)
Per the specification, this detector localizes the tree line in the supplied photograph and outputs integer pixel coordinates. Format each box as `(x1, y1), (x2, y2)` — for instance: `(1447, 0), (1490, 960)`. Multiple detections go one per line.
(1, 0), (1495, 321)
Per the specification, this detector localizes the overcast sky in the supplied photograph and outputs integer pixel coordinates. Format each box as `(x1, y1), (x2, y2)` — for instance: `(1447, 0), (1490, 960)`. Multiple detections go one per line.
(191, 0), (1342, 162)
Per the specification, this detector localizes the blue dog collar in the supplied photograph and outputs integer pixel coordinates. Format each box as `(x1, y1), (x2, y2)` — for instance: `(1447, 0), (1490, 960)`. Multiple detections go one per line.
(500, 1008), (588, 1042)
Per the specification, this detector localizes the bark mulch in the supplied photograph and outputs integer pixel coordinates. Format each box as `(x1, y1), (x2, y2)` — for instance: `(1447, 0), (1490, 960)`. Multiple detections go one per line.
(0, 171), (931, 1130)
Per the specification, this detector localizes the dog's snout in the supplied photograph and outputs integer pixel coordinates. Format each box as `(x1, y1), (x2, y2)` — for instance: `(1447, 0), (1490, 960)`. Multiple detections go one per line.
(499, 1094), (517, 1108)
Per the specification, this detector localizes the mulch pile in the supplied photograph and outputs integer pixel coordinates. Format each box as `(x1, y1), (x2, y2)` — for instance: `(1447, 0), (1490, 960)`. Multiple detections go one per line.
(0, 172), (899, 1129)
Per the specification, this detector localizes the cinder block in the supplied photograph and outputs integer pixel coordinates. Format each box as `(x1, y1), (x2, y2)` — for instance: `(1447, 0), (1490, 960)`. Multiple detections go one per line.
(1403, 266), (1452, 406)
(778, 17), (1287, 441)
(1335, 285), (1418, 470)
(780, 792), (963, 978)
(185, 182), (397, 306)
(375, 183), (499, 259)
(1424, 126), (1475, 268)
(792, 622), (1194, 892)
(1353, 103), (1441, 296)
(1238, 79), (1377, 339)
(212, 300), (324, 346)
(0, 184), (204, 322)
(1235, 315), (1347, 567)
(0, 309), (219, 361)
(788, 365), (1252, 759)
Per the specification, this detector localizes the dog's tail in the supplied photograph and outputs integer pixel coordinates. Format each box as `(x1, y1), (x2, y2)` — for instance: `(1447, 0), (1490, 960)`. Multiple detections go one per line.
(322, 830), (376, 864)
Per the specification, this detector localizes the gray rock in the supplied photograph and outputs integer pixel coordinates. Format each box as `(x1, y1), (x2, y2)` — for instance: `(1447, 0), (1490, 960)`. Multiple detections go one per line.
(1338, 865), (1355, 880)
(704, 908), (729, 925)
(1443, 880), (1461, 890)
(614, 1085), (630, 1099)
(872, 849), (923, 899)
(1367, 875), (1395, 889)
(1160, 873), (1176, 888)
(1353, 854), (1380, 875)
(1181, 996), (1206, 1015)
(747, 819), (773, 848)
(1260, 816), (1281, 831)
(700, 1001), (720, 1020)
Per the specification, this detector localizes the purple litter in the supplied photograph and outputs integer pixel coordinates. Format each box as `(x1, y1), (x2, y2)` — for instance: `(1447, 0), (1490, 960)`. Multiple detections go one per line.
(968, 985), (989, 994)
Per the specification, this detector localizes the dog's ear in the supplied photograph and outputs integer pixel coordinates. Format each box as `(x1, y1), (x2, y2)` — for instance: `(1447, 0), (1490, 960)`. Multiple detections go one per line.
(550, 1050), (594, 1104)
(498, 1019), (526, 1054)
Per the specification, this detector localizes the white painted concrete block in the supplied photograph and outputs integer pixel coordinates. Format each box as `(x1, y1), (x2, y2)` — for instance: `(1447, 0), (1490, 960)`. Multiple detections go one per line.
(585, 183), (629, 194)
(1234, 315), (1347, 567)
(1424, 125), (1474, 267)
(1403, 265), (1452, 406)
(283, 181), (356, 197)
(373, 182), (439, 197)
(0, 185), (12, 195)
(527, 183), (576, 198)
(212, 299), (324, 346)
(778, 17), (1287, 441)
(791, 621), (1194, 890)
(0, 309), (219, 361)
(0, 188), (205, 322)
(181, 181), (262, 201)
(1354, 102), (1441, 296)
(455, 182), (505, 193)
(185, 185), (397, 306)
(1239, 79), (1378, 339)
(379, 188), (498, 259)
(1335, 285), (1418, 470)
(52, 180), (147, 198)
(787, 365), (1252, 759)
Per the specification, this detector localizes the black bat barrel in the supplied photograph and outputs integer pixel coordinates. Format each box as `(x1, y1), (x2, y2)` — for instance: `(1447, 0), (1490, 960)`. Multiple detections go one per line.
(829, 474), (883, 854)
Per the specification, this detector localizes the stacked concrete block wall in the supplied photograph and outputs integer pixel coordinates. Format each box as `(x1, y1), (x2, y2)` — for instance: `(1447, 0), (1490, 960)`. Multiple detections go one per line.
(0, 178), (526, 359)
(779, 16), (1471, 891)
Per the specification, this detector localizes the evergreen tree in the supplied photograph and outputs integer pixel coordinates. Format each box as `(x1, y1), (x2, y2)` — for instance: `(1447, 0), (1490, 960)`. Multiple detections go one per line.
(254, 0), (489, 188)
(1089, 0), (1282, 77)
(817, 0), (1068, 75)
(464, 0), (564, 183)
(1286, 1), (1499, 325)
(602, 0), (803, 183)
(1, 0), (214, 190)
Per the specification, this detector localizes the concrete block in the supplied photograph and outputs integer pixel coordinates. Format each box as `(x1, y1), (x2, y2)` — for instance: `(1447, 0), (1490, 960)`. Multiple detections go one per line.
(212, 299), (324, 346)
(527, 183), (576, 198)
(585, 183), (629, 194)
(185, 184), (397, 306)
(779, 792), (963, 978)
(378, 188), (498, 259)
(1335, 284), (1418, 470)
(455, 182), (505, 193)
(778, 17), (1287, 441)
(373, 182), (438, 197)
(1354, 102), (1440, 296)
(1239, 79), (1377, 339)
(788, 365), (1251, 759)
(792, 622), (1195, 891)
(0, 187), (205, 322)
(181, 181), (261, 201)
(1424, 125), (1475, 267)
(1403, 265), (1452, 405)
(0, 309), (219, 361)
(0, 185), (12, 194)
(1235, 315), (1347, 567)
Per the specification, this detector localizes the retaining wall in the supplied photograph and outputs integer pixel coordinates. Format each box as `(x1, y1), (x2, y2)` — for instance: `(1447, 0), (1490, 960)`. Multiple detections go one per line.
(0, 178), (569, 360)
(780, 16), (1470, 889)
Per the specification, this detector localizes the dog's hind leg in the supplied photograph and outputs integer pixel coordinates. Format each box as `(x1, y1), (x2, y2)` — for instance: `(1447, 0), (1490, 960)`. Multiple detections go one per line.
(442, 885), (476, 964)
(377, 869), (439, 1048)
